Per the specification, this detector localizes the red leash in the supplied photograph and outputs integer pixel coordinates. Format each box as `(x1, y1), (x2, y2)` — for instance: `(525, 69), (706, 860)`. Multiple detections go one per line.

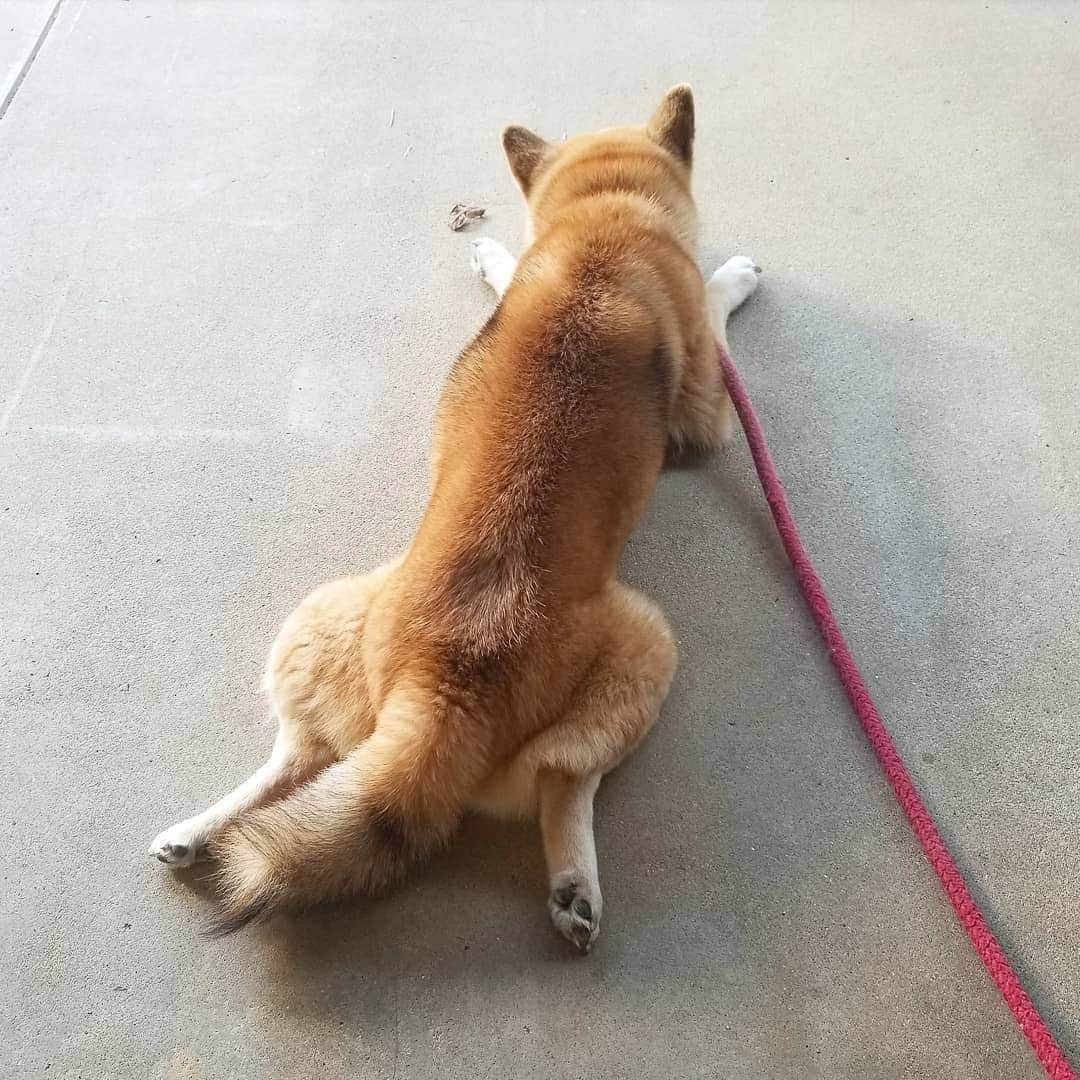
(718, 344), (1076, 1080)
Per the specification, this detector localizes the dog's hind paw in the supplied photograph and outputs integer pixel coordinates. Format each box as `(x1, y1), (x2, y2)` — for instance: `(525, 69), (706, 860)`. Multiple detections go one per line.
(149, 823), (204, 868)
(549, 873), (602, 954)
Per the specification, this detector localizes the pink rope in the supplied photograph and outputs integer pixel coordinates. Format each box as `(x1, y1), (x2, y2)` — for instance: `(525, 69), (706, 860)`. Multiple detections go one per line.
(718, 343), (1076, 1080)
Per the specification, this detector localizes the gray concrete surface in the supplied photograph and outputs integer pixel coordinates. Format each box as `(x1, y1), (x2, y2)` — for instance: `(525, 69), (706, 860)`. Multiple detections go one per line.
(2, 2), (1077, 1078)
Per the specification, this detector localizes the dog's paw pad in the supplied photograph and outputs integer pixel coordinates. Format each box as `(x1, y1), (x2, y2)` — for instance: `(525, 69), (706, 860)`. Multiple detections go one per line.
(549, 876), (602, 954)
(149, 827), (201, 868)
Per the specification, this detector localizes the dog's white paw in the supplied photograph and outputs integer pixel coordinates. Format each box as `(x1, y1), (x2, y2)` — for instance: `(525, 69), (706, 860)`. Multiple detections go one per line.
(710, 255), (761, 312)
(148, 822), (204, 868)
(470, 237), (515, 296)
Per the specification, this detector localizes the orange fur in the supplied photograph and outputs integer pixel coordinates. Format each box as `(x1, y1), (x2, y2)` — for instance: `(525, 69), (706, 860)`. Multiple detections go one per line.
(153, 86), (742, 949)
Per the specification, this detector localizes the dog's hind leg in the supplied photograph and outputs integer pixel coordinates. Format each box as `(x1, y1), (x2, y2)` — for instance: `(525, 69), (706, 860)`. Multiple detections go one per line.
(540, 769), (604, 952)
(149, 568), (394, 868)
(148, 727), (330, 868)
(512, 583), (677, 951)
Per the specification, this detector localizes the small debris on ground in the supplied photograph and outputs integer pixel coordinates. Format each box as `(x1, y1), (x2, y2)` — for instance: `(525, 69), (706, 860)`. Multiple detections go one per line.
(448, 203), (485, 231)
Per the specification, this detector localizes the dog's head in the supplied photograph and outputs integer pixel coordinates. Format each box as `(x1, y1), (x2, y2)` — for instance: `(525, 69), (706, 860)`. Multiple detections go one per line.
(501, 85), (695, 235)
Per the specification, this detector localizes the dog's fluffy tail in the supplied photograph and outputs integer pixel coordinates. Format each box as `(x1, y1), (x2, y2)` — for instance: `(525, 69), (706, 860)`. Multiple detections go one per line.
(207, 689), (483, 934)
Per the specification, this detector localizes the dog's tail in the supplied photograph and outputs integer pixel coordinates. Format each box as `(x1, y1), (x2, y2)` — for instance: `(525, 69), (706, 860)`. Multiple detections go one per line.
(207, 688), (484, 934)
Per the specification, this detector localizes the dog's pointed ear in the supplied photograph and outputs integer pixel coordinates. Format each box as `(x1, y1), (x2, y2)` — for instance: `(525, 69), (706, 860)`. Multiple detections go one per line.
(647, 84), (694, 165)
(502, 125), (551, 194)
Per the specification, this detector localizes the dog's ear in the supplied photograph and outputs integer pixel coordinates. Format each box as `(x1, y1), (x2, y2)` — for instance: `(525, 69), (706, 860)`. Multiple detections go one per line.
(502, 125), (551, 194)
(647, 84), (694, 165)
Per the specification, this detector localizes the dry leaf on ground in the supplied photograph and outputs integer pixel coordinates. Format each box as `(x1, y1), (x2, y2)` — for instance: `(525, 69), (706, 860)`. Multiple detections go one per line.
(448, 203), (486, 231)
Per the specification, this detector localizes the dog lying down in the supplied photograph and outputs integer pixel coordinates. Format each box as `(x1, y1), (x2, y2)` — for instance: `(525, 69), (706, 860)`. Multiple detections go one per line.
(150, 85), (760, 952)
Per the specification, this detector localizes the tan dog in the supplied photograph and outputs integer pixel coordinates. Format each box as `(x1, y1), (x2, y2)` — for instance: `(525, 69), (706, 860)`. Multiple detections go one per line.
(150, 85), (760, 951)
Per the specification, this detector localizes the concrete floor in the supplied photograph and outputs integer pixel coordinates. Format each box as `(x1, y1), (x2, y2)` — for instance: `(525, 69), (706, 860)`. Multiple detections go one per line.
(2, 2), (1077, 1078)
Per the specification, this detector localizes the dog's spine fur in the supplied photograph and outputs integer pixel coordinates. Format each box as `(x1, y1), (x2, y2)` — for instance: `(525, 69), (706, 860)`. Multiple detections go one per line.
(207, 686), (486, 934)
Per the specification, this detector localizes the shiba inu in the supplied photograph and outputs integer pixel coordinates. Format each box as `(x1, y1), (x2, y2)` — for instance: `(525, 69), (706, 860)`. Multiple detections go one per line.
(149, 85), (760, 951)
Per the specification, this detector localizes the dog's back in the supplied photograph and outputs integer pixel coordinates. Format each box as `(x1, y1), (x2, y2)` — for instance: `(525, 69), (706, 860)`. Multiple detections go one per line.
(407, 205), (679, 647)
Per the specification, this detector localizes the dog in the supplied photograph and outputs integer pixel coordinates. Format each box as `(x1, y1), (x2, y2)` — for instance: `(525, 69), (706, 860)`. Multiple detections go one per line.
(149, 85), (760, 951)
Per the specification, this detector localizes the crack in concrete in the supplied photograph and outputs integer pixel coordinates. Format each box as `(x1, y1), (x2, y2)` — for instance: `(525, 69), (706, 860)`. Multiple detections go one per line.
(0, 0), (65, 122)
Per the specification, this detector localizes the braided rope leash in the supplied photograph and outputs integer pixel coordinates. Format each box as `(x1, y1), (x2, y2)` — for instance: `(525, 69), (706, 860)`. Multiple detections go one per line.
(717, 343), (1077, 1080)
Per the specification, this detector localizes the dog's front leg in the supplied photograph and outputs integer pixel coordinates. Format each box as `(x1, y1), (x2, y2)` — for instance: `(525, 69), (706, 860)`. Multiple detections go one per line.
(470, 237), (517, 299)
